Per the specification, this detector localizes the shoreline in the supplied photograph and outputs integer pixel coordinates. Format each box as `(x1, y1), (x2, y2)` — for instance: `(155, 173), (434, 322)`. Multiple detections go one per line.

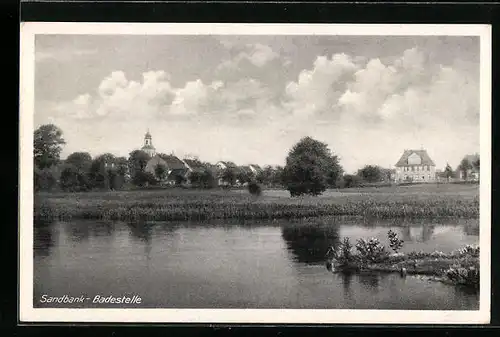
(328, 251), (479, 291)
(34, 186), (479, 222)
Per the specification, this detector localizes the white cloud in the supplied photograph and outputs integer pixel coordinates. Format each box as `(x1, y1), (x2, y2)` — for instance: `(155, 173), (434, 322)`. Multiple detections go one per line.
(41, 45), (479, 172)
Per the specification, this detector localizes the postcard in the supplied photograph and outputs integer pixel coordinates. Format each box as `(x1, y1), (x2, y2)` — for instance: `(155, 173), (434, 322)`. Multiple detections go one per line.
(19, 22), (491, 324)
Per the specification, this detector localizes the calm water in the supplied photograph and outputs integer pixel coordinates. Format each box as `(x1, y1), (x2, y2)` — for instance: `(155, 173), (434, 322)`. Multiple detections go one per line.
(34, 217), (479, 310)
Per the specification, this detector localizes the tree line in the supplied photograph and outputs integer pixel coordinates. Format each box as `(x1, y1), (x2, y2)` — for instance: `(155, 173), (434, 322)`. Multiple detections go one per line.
(33, 123), (478, 197)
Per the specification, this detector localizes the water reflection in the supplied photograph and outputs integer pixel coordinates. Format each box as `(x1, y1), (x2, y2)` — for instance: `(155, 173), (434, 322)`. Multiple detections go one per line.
(399, 225), (435, 243)
(281, 224), (340, 264)
(33, 224), (55, 258)
(358, 273), (380, 292)
(64, 221), (115, 243)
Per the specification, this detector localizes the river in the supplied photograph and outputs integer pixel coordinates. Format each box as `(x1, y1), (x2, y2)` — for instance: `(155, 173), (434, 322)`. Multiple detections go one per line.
(33, 216), (479, 310)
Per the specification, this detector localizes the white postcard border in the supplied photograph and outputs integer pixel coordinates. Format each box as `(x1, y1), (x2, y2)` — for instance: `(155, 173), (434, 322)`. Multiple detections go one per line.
(19, 22), (492, 324)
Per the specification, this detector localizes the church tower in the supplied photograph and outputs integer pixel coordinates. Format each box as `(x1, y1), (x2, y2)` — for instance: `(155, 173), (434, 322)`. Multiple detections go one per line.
(141, 129), (156, 157)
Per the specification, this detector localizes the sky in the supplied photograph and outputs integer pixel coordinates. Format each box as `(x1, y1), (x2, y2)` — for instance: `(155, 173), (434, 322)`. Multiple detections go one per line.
(34, 34), (480, 173)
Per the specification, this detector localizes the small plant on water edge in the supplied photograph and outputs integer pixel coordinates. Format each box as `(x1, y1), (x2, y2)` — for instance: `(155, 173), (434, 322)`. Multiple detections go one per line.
(455, 244), (479, 258)
(355, 237), (389, 264)
(387, 229), (404, 253)
(332, 237), (355, 267)
(445, 259), (479, 290)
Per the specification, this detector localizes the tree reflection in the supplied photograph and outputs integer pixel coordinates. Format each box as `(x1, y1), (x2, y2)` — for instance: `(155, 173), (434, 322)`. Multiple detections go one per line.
(281, 224), (340, 264)
(66, 222), (90, 243)
(128, 222), (153, 243)
(33, 223), (55, 258)
(420, 224), (435, 242)
(400, 226), (413, 243)
(358, 273), (380, 292)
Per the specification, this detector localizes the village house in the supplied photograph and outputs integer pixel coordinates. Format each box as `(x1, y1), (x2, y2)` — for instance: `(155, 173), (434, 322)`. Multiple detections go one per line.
(394, 149), (436, 183)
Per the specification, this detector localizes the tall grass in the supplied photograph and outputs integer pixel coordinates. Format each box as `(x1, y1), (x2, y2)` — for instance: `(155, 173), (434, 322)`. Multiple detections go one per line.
(34, 187), (479, 222)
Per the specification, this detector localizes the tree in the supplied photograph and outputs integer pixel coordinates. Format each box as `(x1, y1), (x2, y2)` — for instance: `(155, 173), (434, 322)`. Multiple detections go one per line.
(221, 167), (237, 186)
(34, 124), (66, 169)
(132, 171), (157, 187)
(444, 163), (454, 180)
(128, 150), (151, 176)
(236, 170), (252, 185)
(282, 137), (342, 196)
(65, 152), (92, 172)
(342, 174), (363, 188)
(473, 158), (480, 171)
(458, 157), (473, 180)
(271, 166), (285, 187)
(34, 167), (57, 191)
(59, 164), (91, 192)
(89, 153), (115, 190)
(154, 163), (167, 182)
(357, 165), (383, 183)
(326, 155), (343, 187)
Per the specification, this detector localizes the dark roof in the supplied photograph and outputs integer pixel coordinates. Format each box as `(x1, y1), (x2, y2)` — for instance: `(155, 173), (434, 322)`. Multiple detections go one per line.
(183, 159), (206, 171)
(157, 154), (187, 170)
(239, 166), (254, 175)
(219, 161), (238, 169)
(395, 149), (436, 167)
(249, 164), (263, 172)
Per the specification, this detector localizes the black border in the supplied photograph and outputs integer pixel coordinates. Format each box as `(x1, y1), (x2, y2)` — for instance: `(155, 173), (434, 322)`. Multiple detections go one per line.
(12, 0), (500, 336)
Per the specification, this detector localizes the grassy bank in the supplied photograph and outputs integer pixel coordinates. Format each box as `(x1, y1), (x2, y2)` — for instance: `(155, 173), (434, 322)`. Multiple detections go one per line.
(329, 245), (480, 291)
(34, 184), (479, 222)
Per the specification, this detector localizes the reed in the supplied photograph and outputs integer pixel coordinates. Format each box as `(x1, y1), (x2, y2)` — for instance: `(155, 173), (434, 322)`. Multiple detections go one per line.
(34, 186), (479, 222)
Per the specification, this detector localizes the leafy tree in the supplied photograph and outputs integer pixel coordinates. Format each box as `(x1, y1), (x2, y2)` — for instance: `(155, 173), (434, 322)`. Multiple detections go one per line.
(458, 157), (473, 180)
(154, 163), (167, 182)
(236, 170), (252, 185)
(282, 137), (342, 196)
(200, 169), (217, 189)
(128, 150), (151, 176)
(59, 164), (91, 192)
(444, 163), (455, 179)
(256, 165), (273, 185)
(473, 158), (480, 171)
(271, 166), (285, 187)
(65, 152), (92, 172)
(188, 170), (204, 187)
(221, 167), (237, 186)
(89, 153), (115, 190)
(342, 174), (363, 188)
(248, 181), (262, 197)
(326, 156), (343, 187)
(34, 167), (57, 191)
(34, 124), (66, 169)
(132, 171), (157, 187)
(357, 165), (383, 183)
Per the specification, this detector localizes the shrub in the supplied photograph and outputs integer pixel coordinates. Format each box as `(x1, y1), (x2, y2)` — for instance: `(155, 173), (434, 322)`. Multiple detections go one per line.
(387, 229), (404, 253)
(445, 260), (479, 290)
(355, 238), (389, 263)
(248, 181), (262, 197)
(455, 244), (480, 258)
(332, 237), (355, 267)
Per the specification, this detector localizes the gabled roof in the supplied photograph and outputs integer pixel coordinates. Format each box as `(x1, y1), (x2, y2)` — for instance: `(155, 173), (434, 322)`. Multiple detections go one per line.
(183, 159), (206, 171)
(395, 149), (436, 167)
(156, 154), (187, 170)
(239, 165), (254, 175)
(217, 161), (238, 169)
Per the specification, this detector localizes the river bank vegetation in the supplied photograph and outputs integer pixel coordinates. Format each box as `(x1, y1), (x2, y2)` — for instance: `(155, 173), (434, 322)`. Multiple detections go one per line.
(327, 231), (480, 291)
(34, 183), (479, 222)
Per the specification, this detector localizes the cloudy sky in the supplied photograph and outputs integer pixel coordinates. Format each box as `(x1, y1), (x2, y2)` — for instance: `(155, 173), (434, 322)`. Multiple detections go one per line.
(34, 34), (480, 173)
